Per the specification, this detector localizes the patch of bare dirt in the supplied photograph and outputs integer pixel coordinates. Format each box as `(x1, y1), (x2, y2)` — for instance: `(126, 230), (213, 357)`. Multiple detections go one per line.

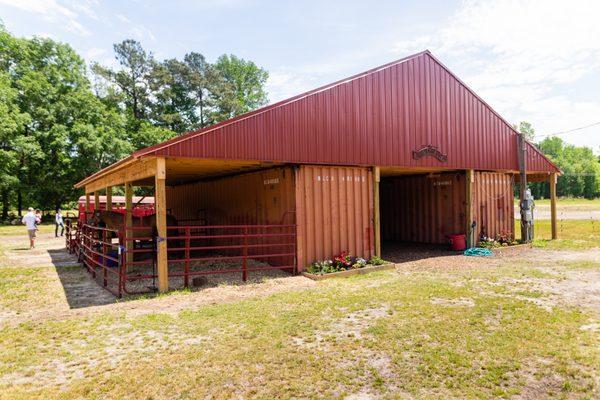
(0, 232), (79, 267)
(0, 324), (218, 389)
(0, 232), (317, 327)
(430, 297), (475, 307)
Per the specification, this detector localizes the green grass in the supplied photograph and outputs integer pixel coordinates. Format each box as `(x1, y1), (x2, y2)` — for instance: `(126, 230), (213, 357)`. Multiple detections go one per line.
(0, 224), (55, 236)
(0, 264), (598, 398)
(514, 219), (600, 249)
(0, 216), (598, 398)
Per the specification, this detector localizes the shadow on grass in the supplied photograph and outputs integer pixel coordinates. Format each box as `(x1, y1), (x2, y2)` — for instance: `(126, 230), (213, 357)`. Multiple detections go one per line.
(48, 248), (117, 309)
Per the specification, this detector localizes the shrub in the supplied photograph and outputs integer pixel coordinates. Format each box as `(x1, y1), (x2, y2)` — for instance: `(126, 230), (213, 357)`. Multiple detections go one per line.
(368, 255), (385, 265)
(308, 259), (334, 274)
(352, 257), (367, 269)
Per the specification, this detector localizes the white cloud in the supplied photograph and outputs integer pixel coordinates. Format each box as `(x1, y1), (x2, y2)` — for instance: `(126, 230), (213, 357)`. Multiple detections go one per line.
(391, 0), (600, 148)
(115, 13), (130, 24)
(0, 0), (94, 36)
(266, 69), (319, 103)
(132, 25), (156, 42)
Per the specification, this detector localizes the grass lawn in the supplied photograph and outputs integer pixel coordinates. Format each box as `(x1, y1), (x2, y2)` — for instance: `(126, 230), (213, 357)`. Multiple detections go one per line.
(515, 219), (600, 249)
(0, 226), (598, 399)
(0, 224), (55, 236)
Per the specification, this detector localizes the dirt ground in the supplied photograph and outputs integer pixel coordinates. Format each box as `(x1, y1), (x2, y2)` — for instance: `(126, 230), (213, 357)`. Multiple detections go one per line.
(514, 204), (600, 220)
(383, 242), (600, 315)
(1, 231), (598, 398)
(2, 233), (598, 325)
(0, 232), (316, 326)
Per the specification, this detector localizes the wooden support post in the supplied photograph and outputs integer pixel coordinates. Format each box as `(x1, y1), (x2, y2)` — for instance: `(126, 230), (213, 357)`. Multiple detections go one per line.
(94, 191), (100, 212)
(550, 173), (558, 240)
(372, 166), (381, 257)
(106, 186), (112, 211)
(124, 182), (133, 268)
(154, 157), (169, 293)
(85, 192), (91, 221)
(466, 170), (474, 248)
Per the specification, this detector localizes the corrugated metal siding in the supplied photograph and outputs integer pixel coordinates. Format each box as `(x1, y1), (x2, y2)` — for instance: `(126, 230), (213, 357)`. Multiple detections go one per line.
(295, 165), (374, 270)
(471, 172), (514, 241)
(138, 52), (557, 174)
(380, 172), (467, 244)
(166, 167), (295, 225)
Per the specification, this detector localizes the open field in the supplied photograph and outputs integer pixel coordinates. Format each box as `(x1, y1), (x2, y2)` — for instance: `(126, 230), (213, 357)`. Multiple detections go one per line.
(514, 198), (600, 220)
(514, 219), (600, 250)
(0, 227), (598, 399)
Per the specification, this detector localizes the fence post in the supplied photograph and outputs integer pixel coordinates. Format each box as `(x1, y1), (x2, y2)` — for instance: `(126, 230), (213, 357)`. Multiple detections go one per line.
(242, 226), (248, 282)
(102, 229), (107, 287)
(184, 227), (190, 288)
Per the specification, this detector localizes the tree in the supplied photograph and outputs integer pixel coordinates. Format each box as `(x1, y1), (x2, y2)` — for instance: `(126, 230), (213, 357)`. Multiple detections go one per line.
(211, 54), (269, 122)
(92, 40), (154, 122)
(532, 135), (600, 199)
(0, 27), (133, 212)
(0, 70), (30, 217)
(0, 27), (272, 213)
(183, 52), (216, 129)
(517, 121), (535, 141)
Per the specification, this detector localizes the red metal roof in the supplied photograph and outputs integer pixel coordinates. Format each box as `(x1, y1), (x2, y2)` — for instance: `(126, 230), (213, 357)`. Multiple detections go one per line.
(133, 50), (558, 174)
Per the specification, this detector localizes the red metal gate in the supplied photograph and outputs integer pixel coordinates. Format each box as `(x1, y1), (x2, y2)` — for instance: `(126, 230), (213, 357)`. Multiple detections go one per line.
(75, 222), (296, 297)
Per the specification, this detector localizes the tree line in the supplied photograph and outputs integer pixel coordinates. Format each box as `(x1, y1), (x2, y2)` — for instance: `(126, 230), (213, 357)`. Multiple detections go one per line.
(0, 25), (268, 218)
(519, 123), (600, 199)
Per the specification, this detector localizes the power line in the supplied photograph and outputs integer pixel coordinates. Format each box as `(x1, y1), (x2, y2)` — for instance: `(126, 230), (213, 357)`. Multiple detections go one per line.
(538, 121), (600, 137)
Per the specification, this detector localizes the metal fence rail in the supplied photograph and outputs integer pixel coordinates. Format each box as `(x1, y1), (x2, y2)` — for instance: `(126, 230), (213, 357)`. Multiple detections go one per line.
(78, 224), (123, 297)
(73, 222), (297, 297)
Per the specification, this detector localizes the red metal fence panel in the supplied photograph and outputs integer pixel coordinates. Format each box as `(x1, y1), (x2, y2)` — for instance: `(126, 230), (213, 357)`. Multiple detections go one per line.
(74, 222), (296, 297)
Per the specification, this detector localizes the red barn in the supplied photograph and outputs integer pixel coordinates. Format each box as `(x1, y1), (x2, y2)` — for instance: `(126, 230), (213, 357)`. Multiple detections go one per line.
(75, 50), (559, 294)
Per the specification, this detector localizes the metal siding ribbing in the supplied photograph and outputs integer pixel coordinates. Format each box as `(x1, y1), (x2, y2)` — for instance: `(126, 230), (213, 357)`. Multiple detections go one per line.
(295, 165), (374, 271)
(166, 167), (295, 225)
(380, 172), (467, 244)
(136, 52), (558, 174)
(471, 172), (514, 241)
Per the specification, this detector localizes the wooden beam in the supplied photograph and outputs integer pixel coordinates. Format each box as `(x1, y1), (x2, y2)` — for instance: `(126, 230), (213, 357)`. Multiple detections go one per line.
(466, 170), (474, 247)
(550, 173), (558, 240)
(155, 157), (168, 292)
(124, 182), (133, 267)
(372, 166), (381, 257)
(85, 157), (157, 193)
(106, 186), (112, 211)
(94, 191), (100, 213)
(85, 193), (91, 222)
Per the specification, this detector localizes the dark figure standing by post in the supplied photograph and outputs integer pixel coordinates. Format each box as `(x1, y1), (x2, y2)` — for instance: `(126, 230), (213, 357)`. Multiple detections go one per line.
(55, 209), (64, 237)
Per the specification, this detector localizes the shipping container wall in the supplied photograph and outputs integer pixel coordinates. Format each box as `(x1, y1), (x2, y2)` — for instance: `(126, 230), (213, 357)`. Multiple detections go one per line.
(295, 165), (374, 270)
(471, 172), (514, 242)
(166, 167), (295, 225)
(380, 172), (467, 244)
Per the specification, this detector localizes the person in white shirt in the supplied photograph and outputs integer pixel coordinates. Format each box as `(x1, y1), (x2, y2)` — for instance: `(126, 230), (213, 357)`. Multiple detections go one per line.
(22, 207), (38, 249)
(55, 209), (64, 237)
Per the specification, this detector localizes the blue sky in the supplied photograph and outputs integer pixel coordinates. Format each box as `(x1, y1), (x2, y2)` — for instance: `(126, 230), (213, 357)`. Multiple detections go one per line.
(2, 0), (600, 150)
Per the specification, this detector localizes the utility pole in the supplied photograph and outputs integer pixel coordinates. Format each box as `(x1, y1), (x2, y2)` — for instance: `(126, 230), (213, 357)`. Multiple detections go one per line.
(517, 133), (533, 242)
